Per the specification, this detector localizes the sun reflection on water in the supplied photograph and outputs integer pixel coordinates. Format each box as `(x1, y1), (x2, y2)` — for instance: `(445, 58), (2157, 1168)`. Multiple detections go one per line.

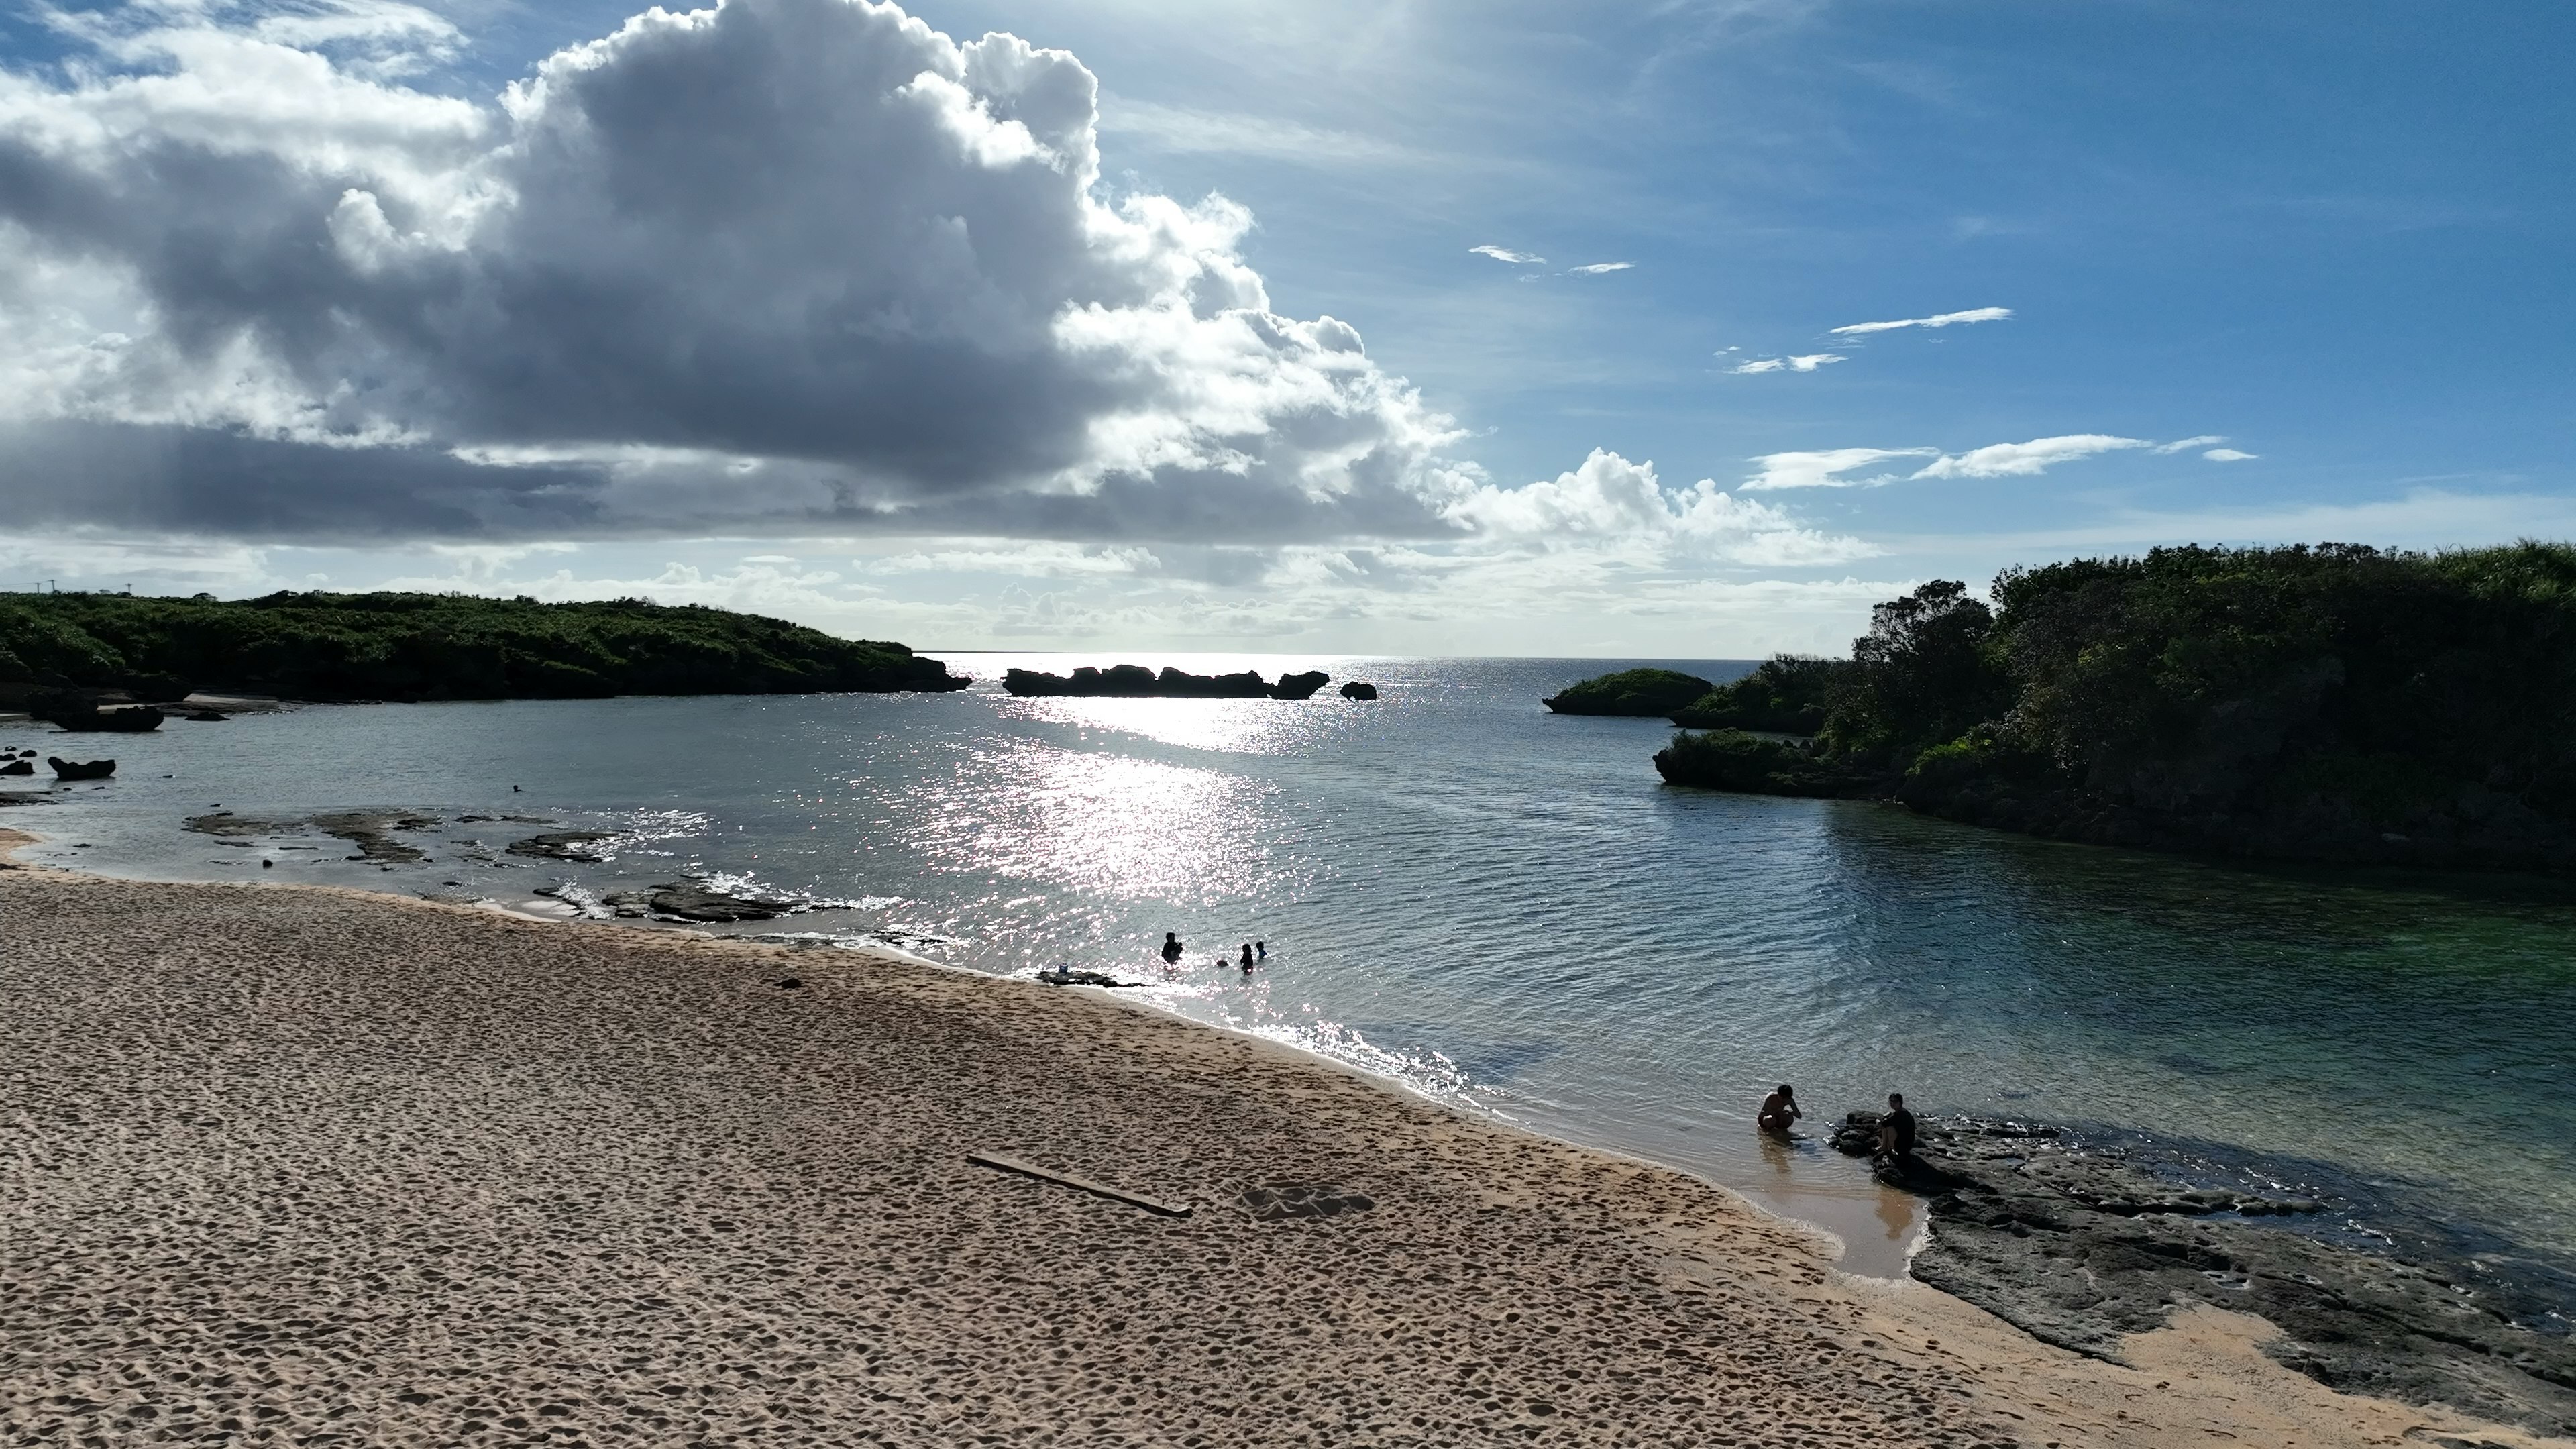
(919, 741), (1277, 903)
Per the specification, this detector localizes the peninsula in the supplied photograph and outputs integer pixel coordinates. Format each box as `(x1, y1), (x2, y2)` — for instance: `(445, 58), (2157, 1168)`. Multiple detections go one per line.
(1644, 543), (2576, 872)
(0, 591), (967, 703)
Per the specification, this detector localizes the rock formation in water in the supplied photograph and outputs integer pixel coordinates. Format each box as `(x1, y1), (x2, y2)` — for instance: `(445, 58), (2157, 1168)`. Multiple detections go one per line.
(1339, 681), (1379, 700)
(506, 831), (615, 863)
(1541, 668), (1713, 716)
(1004, 665), (1331, 700)
(47, 757), (115, 780)
(1844, 1113), (2576, 1435)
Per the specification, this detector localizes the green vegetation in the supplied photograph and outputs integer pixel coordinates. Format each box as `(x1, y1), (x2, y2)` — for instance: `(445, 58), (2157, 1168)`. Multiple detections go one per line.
(1656, 543), (2576, 870)
(1542, 667), (1714, 716)
(0, 591), (967, 702)
(1668, 655), (1853, 733)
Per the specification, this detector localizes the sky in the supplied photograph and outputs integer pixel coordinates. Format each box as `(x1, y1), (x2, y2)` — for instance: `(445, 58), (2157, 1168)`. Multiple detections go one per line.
(0, 0), (2569, 655)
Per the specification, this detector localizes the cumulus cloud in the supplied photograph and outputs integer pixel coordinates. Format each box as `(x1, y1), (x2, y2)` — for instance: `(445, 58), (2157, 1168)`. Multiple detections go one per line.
(1829, 306), (2012, 335)
(1565, 262), (1634, 275)
(1909, 434), (2150, 479)
(1445, 449), (1872, 566)
(1740, 447), (1939, 491)
(1729, 353), (1844, 374)
(0, 0), (1481, 544)
(1470, 244), (1544, 264)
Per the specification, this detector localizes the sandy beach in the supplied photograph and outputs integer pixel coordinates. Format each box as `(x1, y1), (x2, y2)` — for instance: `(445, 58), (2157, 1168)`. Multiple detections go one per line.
(0, 837), (2562, 1448)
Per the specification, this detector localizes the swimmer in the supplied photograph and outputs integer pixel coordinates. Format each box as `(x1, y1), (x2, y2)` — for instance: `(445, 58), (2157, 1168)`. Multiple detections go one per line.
(1161, 932), (1183, 965)
(1255, 941), (1267, 959)
(1239, 943), (1254, 969)
(1756, 1083), (1801, 1136)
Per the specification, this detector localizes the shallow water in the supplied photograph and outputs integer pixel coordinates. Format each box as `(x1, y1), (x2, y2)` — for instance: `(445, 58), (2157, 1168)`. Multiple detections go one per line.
(10, 654), (2573, 1308)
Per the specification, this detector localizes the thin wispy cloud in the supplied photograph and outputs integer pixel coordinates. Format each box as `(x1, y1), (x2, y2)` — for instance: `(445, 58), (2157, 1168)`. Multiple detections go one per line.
(1740, 447), (1939, 490)
(1830, 305), (2013, 335)
(1729, 354), (1844, 374)
(2151, 435), (2227, 454)
(1911, 434), (2149, 479)
(1565, 262), (1635, 275)
(1471, 245), (1544, 264)
(2202, 448), (2257, 462)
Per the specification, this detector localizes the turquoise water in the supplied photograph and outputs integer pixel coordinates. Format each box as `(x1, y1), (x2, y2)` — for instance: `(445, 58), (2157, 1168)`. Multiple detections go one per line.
(9, 653), (2572, 1310)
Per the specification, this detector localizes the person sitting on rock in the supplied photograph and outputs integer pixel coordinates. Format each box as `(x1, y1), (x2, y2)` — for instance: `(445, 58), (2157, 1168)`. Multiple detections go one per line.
(1875, 1092), (1918, 1167)
(1161, 932), (1184, 964)
(1757, 1083), (1801, 1136)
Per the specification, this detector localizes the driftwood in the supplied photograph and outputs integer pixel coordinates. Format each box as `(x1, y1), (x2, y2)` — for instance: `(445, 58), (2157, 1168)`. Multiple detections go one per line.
(967, 1151), (1193, 1218)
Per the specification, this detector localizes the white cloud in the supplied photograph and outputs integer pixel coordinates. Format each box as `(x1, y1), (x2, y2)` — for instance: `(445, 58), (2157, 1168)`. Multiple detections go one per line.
(0, 0), (1470, 545)
(1740, 447), (1939, 490)
(1829, 306), (2012, 335)
(1099, 97), (1430, 166)
(1565, 262), (1634, 275)
(1470, 244), (1544, 264)
(2151, 435), (2228, 454)
(1729, 353), (1844, 374)
(2202, 448), (2257, 462)
(1910, 434), (2149, 479)
(1448, 450), (1875, 566)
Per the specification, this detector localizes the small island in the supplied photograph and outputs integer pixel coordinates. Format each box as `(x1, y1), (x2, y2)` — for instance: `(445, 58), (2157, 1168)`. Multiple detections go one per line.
(1652, 543), (2576, 872)
(0, 591), (968, 704)
(1004, 665), (1330, 699)
(1540, 667), (1713, 716)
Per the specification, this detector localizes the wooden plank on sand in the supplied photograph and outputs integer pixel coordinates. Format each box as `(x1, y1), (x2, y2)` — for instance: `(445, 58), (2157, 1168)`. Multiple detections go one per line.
(967, 1151), (1193, 1218)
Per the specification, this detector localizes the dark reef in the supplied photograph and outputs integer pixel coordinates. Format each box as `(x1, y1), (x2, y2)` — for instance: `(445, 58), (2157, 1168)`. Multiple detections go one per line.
(1003, 665), (1330, 700)
(1847, 1114), (2576, 1436)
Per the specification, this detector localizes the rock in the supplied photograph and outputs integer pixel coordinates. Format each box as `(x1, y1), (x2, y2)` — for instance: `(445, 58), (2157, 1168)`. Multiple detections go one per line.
(1338, 681), (1379, 700)
(1035, 968), (1135, 987)
(641, 881), (798, 922)
(1002, 665), (1334, 700)
(185, 711), (230, 722)
(1874, 1116), (2576, 1436)
(46, 757), (115, 780)
(506, 831), (614, 863)
(1240, 1183), (1376, 1222)
(313, 812), (440, 865)
(775, 977), (803, 989)
(0, 759), (29, 775)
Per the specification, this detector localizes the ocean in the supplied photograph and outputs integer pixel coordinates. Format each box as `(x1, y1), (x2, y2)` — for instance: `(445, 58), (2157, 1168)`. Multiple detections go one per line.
(9, 652), (2572, 1314)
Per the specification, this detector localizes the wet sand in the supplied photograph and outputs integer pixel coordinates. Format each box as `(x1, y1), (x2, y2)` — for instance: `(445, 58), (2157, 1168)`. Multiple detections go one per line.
(0, 849), (2562, 1447)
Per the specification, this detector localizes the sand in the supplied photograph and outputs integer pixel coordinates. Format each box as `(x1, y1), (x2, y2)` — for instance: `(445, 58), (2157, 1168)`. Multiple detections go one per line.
(0, 847), (2563, 1448)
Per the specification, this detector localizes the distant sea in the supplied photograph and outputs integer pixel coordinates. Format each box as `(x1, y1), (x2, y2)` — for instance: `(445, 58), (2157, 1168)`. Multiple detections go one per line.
(11, 653), (2573, 1316)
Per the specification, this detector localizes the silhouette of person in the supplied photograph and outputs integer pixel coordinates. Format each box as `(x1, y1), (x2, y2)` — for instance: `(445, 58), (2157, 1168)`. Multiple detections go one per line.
(1239, 943), (1254, 968)
(1255, 941), (1267, 959)
(1757, 1083), (1801, 1136)
(1161, 932), (1183, 964)
(1876, 1092), (1917, 1166)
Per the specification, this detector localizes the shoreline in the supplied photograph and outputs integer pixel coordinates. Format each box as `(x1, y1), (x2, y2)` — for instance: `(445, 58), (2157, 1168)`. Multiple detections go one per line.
(1, 860), (2565, 1446)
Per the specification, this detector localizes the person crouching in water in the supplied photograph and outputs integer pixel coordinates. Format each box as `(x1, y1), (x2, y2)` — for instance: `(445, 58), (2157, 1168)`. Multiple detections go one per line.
(1757, 1083), (1801, 1136)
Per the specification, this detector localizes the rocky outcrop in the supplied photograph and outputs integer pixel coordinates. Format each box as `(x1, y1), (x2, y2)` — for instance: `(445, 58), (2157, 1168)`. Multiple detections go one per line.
(46, 757), (115, 780)
(506, 831), (615, 863)
(1842, 1115), (2576, 1436)
(1004, 665), (1332, 700)
(599, 881), (797, 922)
(1339, 681), (1379, 700)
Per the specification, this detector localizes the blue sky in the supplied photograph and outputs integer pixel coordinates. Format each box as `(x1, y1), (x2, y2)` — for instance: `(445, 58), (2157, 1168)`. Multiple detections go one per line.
(0, 0), (2568, 653)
